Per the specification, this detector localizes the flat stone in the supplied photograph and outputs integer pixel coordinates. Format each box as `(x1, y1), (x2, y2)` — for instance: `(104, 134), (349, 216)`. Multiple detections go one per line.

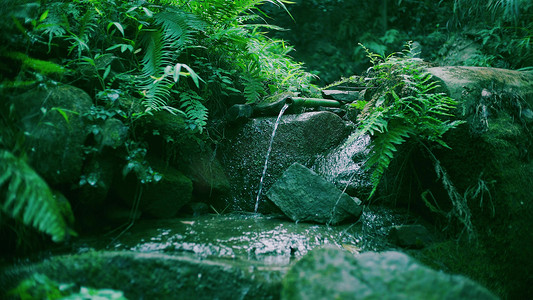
(267, 163), (362, 225)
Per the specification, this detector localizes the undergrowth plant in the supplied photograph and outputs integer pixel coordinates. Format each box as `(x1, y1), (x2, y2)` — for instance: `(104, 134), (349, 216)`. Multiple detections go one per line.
(0, 0), (316, 245)
(353, 42), (475, 239)
(0, 150), (76, 243)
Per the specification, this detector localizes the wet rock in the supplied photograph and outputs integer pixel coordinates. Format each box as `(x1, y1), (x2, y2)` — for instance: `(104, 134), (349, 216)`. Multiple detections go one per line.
(387, 66), (533, 297)
(116, 160), (193, 219)
(142, 165), (192, 219)
(12, 85), (92, 185)
(102, 213), (366, 265)
(388, 224), (432, 249)
(226, 104), (253, 123)
(267, 163), (362, 225)
(312, 133), (372, 199)
(0, 251), (284, 300)
(100, 118), (128, 149)
(182, 147), (230, 206)
(282, 247), (498, 300)
(220, 111), (351, 213)
(77, 154), (117, 209)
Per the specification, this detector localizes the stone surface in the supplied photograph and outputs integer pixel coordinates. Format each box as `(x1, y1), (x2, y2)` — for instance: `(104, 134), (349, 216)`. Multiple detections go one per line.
(84, 213), (370, 266)
(220, 111), (351, 213)
(181, 147), (230, 206)
(267, 163), (362, 225)
(76, 154), (117, 209)
(312, 132), (372, 199)
(141, 164), (193, 219)
(388, 224), (432, 249)
(0, 251), (284, 300)
(226, 104), (253, 123)
(116, 159), (193, 219)
(12, 85), (92, 185)
(282, 247), (498, 300)
(100, 118), (128, 149)
(399, 66), (533, 297)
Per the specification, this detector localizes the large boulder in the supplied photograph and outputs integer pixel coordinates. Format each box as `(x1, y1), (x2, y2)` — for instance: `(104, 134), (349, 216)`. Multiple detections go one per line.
(220, 111), (352, 213)
(267, 163), (362, 225)
(12, 85), (92, 185)
(0, 251), (284, 300)
(396, 66), (533, 297)
(282, 247), (498, 300)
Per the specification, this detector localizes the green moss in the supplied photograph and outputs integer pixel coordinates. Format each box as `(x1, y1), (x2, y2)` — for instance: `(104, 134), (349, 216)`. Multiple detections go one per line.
(5, 52), (67, 75)
(409, 241), (506, 297)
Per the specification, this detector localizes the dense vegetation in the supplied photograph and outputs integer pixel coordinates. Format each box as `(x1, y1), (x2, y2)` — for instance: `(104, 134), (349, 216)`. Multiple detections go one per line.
(263, 0), (533, 84)
(1, 1), (532, 299)
(0, 0), (317, 247)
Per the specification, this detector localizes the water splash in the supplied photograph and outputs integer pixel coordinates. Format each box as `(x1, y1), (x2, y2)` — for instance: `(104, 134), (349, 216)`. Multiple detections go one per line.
(254, 103), (290, 213)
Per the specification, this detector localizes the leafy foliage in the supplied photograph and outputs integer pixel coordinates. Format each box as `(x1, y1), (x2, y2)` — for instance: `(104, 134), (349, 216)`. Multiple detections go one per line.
(354, 42), (464, 198)
(9, 273), (127, 300)
(353, 42), (474, 238)
(0, 150), (75, 243)
(0, 0), (317, 247)
(179, 91), (209, 133)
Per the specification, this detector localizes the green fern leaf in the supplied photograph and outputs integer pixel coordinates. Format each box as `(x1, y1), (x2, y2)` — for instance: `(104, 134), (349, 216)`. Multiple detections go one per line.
(242, 75), (265, 103)
(180, 91), (208, 133)
(365, 124), (412, 198)
(0, 150), (75, 242)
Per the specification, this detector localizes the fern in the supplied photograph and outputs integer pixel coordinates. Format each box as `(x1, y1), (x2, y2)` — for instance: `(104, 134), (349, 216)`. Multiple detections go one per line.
(0, 150), (75, 242)
(356, 42), (464, 199)
(365, 123), (412, 197)
(138, 8), (205, 114)
(355, 42), (474, 238)
(179, 91), (208, 133)
(242, 73), (265, 103)
(66, 6), (98, 59)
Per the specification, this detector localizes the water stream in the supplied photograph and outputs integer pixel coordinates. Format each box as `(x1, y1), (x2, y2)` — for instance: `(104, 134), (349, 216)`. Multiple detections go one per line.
(254, 103), (290, 212)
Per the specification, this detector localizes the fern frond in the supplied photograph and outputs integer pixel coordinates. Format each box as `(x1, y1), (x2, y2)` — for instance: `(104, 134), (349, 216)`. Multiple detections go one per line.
(154, 10), (204, 47)
(0, 150), (75, 242)
(357, 109), (389, 136)
(180, 91), (208, 133)
(242, 75), (265, 103)
(365, 124), (412, 198)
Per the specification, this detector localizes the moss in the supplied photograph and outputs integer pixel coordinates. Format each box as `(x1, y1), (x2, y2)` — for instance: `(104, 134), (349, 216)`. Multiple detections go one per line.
(1, 251), (284, 300)
(409, 241), (506, 297)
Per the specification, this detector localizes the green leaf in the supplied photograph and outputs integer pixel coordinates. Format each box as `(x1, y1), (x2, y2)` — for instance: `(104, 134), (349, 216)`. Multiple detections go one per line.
(181, 64), (202, 88)
(142, 7), (153, 17)
(39, 10), (49, 22)
(0, 150), (75, 242)
(109, 22), (124, 36)
(173, 63), (182, 82)
(50, 107), (79, 124)
(103, 64), (111, 80)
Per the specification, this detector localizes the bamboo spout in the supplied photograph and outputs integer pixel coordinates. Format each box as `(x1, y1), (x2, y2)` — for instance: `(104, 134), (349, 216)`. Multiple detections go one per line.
(285, 97), (341, 108)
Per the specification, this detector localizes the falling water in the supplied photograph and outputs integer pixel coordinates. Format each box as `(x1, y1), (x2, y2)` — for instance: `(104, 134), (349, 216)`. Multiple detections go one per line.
(254, 103), (290, 213)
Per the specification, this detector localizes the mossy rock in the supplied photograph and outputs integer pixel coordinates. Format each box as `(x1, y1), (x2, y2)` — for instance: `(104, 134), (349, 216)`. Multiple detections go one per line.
(282, 247), (497, 300)
(12, 85), (93, 185)
(381, 66), (533, 298)
(0, 251), (284, 300)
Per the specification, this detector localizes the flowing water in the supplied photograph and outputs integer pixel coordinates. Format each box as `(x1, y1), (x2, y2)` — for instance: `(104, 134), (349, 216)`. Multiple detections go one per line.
(254, 103), (290, 212)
